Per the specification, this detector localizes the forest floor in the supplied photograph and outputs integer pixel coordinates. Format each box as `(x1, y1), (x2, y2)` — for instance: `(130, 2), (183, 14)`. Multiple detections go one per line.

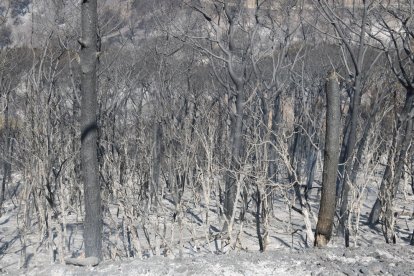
(1, 174), (414, 275)
(3, 243), (414, 275)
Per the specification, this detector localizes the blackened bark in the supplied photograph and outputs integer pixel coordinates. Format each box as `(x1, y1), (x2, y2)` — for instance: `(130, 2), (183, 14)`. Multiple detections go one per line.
(411, 156), (414, 195)
(305, 151), (317, 201)
(340, 78), (361, 218)
(268, 95), (281, 184)
(339, 77), (362, 239)
(266, 95), (281, 213)
(80, 0), (102, 259)
(222, 2), (245, 226)
(335, 119), (350, 199)
(224, 90), (244, 221)
(1, 91), (11, 206)
(151, 121), (162, 206)
(255, 186), (264, 252)
(315, 72), (340, 247)
(411, 229), (414, 246)
(368, 140), (394, 226)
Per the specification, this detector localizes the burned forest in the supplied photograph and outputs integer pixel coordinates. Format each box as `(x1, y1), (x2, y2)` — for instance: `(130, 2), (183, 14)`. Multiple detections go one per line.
(0, 0), (414, 274)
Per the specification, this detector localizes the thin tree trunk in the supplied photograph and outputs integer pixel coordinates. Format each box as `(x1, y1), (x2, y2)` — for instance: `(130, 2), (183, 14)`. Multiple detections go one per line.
(315, 71), (340, 247)
(368, 145), (393, 226)
(305, 151), (317, 201)
(255, 186), (264, 252)
(411, 155), (414, 195)
(339, 77), (362, 240)
(80, 0), (102, 259)
(151, 121), (162, 207)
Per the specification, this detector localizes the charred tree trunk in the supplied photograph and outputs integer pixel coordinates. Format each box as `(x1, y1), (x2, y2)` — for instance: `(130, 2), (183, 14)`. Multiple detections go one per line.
(339, 77), (362, 242)
(1, 90), (11, 207)
(315, 72), (340, 247)
(267, 95), (282, 212)
(411, 229), (414, 246)
(255, 186), (264, 252)
(222, 2), (245, 227)
(224, 90), (244, 221)
(80, 0), (102, 260)
(151, 121), (162, 206)
(411, 155), (414, 195)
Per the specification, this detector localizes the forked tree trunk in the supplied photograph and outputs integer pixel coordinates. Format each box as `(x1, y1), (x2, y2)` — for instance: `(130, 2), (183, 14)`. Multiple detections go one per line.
(80, 0), (102, 259)
(315, 71), (340, 247)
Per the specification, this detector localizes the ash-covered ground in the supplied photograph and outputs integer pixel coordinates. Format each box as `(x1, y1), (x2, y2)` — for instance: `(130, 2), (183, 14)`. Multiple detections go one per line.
(6, 244), (413, 276)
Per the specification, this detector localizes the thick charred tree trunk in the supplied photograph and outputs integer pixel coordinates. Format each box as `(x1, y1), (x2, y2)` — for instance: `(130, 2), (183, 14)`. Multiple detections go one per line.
(315, 72), (340, 247)
(80, 0), (102, 259)
(222, 2), (245, 227)
(224, 90), (244, 221)
(1, 90), (11, 207)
